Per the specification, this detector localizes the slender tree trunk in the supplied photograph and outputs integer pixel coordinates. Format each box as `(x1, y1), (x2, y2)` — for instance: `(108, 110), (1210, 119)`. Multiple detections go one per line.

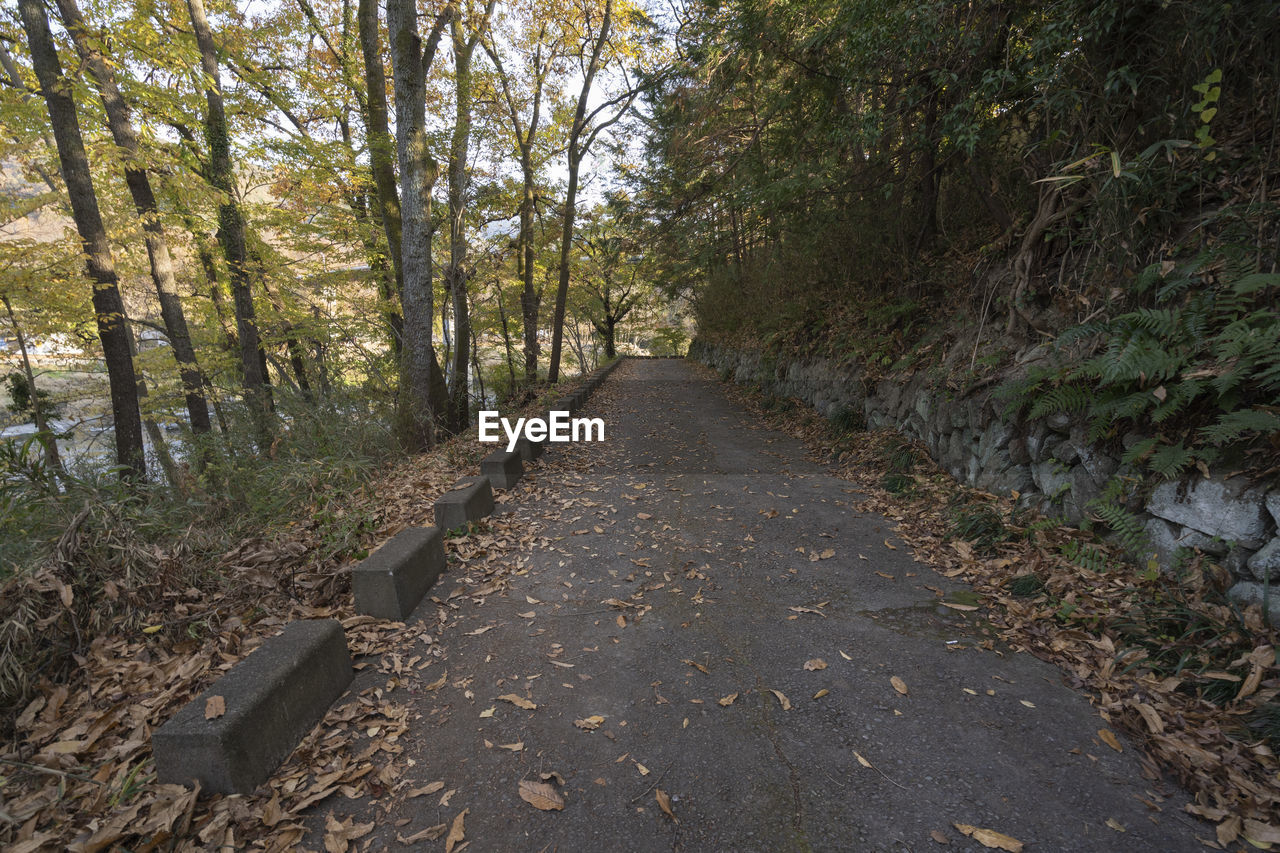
(548, 0), (612, 383)
(56, 0), (212, 438)
(186, 0), (272, 443)
(443, 4), (493, 430)
(128, 330), (180, 486)
(495, 281), (517, 390)
(18, 0), (145, 479)
(3, 295), (63, 474)
(386, 0), (451, 450)
(359, 0), (450, 423)
(446, 33), (474, 431)
(519, 153), (540, 383)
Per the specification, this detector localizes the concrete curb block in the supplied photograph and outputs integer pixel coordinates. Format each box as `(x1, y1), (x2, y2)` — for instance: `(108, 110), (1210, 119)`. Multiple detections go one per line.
(434, 476), (495, 530)
(515, 436), (543, 462)
(352, 526), (446, 619)
(152, 619), (353, 794)
(481, 448), (524, 490)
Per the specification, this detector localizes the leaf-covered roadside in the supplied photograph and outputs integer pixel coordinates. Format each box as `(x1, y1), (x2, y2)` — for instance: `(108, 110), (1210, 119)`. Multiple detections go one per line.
(0, 421), (546, 850)
(714, 367), (1280, 845)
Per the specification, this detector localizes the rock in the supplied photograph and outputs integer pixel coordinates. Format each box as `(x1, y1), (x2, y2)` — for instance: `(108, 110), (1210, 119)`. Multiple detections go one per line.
(1248, 538), (1280, 583)
(1144, 517), (1186, 570)
(1046, 412), (1072, 432)
(1074, 445), (1118, 488)
(1007, 435), (1031, 466)
(977, 422), (1012, 470)
(1268, 492), (1280, 528)
(1227, 581), (1280, 625)
(1147, 476), (1270, 547)
(1177, 526), (1229, 556)
(1032, 460), (1072, 499)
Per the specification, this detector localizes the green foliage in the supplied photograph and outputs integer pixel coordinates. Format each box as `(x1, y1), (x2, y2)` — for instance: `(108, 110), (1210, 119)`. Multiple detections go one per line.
(1007, 574), (1047, 598)
(1087, 480), (1150, 558)
(4, 372), (59, 422)
(1005, 262), (1280, 478)
(1059, 539), (1108, 572)
(828, 405), (865, 434)
(949, 503), (1007, 554)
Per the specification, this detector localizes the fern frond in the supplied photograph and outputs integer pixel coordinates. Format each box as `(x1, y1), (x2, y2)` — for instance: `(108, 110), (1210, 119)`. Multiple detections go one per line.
(1199, 409), (1280, 445)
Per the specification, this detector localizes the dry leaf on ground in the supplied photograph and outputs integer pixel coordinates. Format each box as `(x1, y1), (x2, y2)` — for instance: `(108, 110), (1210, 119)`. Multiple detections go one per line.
(575, 715), (605, 730)
(804, 658), (827, 671)
(891, 676), (908, 695)
(498, 694), (536, 710)
(769, 689), (791, 710)
(518, 779), (565, 811)
(204, 695), (226, 720)
(953, 823), (1023, 852)
(718, 693), (738, 706)
(656, 789), (678, 822)
(445, 809), (468, 853)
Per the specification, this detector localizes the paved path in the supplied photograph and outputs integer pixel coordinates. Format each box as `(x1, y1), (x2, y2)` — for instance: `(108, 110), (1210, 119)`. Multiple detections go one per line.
(311, 359), (1204, 852)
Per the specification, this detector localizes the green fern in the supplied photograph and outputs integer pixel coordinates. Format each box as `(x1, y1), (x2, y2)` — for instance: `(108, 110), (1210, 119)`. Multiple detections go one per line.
(1199, 409), (1280, 445)
(1149, 442), (1194, 479)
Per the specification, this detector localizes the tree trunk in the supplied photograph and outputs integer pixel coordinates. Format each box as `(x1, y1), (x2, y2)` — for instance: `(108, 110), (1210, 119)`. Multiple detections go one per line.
(356, 0), (406, 342)
(3, 295), (63, 475)
(446, 24), (475, 432)
(56, 0), (212, 438)
(386, 0), (451, 450)
(547, 0), (612, 383)
(356, 0), (451, 421)
(519, 152), (540, 383)
(18, 0), (145, 480)
(186, 0), (272, 444)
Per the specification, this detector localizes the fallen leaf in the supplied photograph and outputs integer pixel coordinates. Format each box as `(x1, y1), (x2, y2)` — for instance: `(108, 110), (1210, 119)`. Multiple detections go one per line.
(499, 742), (524, 752)
(1097, 729), (1123, 752)
(407, 781), (445, 798)
(517, 611), (536, 619)
(682, 659), (710, 674)
(953, 823), (1023, 852)
(445, 808), (467, 853)
(875, 571), (894, 580)
(820, 548), (835, 559)
(839, 650), (852, 660)
(397, 824), (447, 843)
(930, 829), (950, 844)
(813, 689), (829, 699)
(479, 707), (495, 718)
(1244, 820), (1280, 844)
(204, 695), (226, 720)
(635, 761), (650, 776)
(498, 694), (537, 710)
(637, 513), (652, 520)
(526, 595), (541, 604)
(1019, 700), (1035, 708)
(324, 813), (375, 853)
(1105, 817), (1125, 832)
(616, 614), (626, 628)
(518, 779), (565, 811)
(465, 625), (494, 636)
(854, 751), (873, 769)
(655, 789), (678, 822)
(804, 658), (827, 671)
(941, 602), (979, 612)
(891, 676), (909, 695)
(718, 693), (738, 707)
(575, 715), (605, 731)
(769, 689), (792, 710)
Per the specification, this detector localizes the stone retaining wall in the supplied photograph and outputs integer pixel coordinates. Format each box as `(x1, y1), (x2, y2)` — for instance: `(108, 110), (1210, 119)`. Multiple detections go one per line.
(691, 339), (1280, 618)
